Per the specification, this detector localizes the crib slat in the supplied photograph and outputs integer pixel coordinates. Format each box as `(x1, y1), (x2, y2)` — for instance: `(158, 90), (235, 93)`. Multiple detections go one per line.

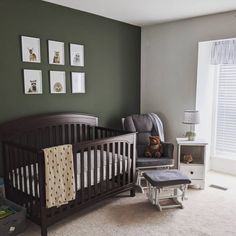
(117, 142), (121, 187)
(112, 142), (115, 189)
(79, 124), (83, 142)
(70, 124), (74, 144)
(12, 147), (19, 191)
(8, 147), (14, 190)
(87, 125), (90, 140)
(52, 126), (56, 145)
(122, 142), (126, 185)
(62, 125), (66, 144)
(33, 155), (38, 199)
(38, 128), (43, 149)
(80, 149), (85, 203)
(22, 150), (28, 194)
(27, 152), (34, 213)
(76, 124), (80, 143)
(73, 124), (77, 144)
(49, 126), (53, 147)
(3, 144), (10, 194)
(27, 154), (33, 195)
(106, 144), (110, 191)
(73, 146), (77, 198)
(55, 126), (60, 146)
(84, 125), (87, 141)
(68, 124), (71, 144)
(17, 148), (23, 192)
(95, 127), (98, 139)
(87, 146), (91, 199)
(85, 125), (88, 141)
(100, 145), (104, 193)
(127, 144), (131, 184)
(94, 145), (98, 195)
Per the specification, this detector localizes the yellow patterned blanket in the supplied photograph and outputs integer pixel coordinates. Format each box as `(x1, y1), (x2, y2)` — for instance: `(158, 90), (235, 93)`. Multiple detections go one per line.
(43, 144), (76, 208)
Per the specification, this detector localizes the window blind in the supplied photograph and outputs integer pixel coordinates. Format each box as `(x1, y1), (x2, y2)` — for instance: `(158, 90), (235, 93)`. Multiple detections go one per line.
(215, 64), (236, 156)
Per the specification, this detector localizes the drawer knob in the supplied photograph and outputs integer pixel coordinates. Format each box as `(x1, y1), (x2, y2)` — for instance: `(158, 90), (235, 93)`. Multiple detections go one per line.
(190, 171), (194, 175)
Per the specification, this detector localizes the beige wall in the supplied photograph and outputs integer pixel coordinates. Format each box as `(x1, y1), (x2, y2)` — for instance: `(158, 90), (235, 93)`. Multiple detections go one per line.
(141, 11), (236, 165)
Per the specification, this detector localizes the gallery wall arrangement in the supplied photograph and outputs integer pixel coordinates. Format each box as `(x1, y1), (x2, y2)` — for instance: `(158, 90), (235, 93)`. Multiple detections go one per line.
(0, 0), (141, 176)
(0, 0), (140, 129)
(21, 36), (86, 95)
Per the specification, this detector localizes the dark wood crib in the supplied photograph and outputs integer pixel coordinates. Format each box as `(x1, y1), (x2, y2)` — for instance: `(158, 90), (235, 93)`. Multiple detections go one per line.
(0, 113), (136, 236)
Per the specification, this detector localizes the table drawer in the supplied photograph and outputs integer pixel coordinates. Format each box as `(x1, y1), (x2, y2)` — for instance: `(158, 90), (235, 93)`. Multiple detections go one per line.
(180, 165), (204, 179)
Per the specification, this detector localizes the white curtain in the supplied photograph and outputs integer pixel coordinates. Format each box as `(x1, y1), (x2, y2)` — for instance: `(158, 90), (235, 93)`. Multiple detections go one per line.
(211, 39), (236, 65)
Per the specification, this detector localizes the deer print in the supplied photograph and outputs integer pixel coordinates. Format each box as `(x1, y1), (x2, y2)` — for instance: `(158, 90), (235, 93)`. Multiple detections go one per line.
(28, 48), (37, 62)
(53, 51), (60, 64)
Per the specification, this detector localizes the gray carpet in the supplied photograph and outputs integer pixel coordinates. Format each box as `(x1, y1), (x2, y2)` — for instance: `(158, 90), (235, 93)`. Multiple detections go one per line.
(20, 171), (236, 236)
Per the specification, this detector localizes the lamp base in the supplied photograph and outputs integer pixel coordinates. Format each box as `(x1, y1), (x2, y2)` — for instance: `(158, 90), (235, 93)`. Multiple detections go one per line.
(185, 131), (196, 141)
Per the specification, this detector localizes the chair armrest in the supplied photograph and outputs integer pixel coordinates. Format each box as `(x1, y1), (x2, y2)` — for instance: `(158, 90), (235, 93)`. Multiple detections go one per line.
(161, 142), (174, 159)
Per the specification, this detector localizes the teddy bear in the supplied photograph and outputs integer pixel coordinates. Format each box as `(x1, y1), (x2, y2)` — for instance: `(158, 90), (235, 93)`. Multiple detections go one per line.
(145, 136), (163, 158)
(183, 154), (193, 164)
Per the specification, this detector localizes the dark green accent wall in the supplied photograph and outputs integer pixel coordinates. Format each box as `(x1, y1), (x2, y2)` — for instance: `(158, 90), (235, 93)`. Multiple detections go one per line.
(0, 0), (141, 176)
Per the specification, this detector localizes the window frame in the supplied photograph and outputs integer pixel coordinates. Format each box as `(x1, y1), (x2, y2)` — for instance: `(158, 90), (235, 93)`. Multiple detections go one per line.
(211, 64), (236, 160)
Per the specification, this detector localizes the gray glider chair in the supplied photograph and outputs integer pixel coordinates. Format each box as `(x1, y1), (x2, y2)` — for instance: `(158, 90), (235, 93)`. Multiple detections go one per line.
(123, 114), (174, 192)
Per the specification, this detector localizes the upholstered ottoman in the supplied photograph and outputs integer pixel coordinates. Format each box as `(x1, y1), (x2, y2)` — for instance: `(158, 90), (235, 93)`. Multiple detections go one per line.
(143, 170), (191, 211)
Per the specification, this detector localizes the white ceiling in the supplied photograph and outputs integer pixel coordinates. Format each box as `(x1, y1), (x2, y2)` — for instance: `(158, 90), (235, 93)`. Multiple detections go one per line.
(43, 0), (236, 26)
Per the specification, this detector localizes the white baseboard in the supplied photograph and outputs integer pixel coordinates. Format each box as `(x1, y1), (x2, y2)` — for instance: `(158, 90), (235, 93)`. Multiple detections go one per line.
(211, 157), (236, 176)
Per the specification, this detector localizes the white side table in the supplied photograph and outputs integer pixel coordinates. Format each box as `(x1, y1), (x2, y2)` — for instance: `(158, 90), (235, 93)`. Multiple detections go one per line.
(176, 138), (208, 189)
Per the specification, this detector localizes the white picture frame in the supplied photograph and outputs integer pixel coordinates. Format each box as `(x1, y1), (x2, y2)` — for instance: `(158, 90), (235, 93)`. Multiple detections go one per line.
(21, 36), (41, 63)
(71, 72), (85, 93)
(48, 40), (65, 65)
(70, 43), (84, 67)
(50, 71), (66, 94)
(23, 69), (43, 94)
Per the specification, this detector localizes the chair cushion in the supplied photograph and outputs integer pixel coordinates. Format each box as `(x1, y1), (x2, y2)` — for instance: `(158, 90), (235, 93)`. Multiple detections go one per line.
(124, 114), (153, 132)
(143, 170), (191, 187)
(136, 157), (174, 168)
(124, 114), (158, 156)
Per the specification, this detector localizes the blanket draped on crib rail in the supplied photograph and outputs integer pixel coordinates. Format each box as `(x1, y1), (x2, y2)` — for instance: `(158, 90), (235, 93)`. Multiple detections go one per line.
(43, 144), (76, 208)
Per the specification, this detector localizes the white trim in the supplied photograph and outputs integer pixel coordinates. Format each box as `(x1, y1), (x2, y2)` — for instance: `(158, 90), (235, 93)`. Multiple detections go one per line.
(199, 37), (236, 44)
(211, 157), (236, 176)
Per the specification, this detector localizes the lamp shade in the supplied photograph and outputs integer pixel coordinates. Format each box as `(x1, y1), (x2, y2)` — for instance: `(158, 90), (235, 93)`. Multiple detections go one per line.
(183, 110), (200, 124)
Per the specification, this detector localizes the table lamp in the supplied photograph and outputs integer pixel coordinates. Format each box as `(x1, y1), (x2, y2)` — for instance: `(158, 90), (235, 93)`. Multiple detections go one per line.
(183, 110), (200, 141)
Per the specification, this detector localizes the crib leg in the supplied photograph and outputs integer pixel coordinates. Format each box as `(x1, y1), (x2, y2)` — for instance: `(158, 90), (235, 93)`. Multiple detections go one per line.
(41, 225), (47, 236)
(40, 209), (48, 236)
(130, 188), (135, 197)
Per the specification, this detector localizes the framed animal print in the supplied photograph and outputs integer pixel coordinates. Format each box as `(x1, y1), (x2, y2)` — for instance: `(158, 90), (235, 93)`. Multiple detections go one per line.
(48, 40), (65, 65)
(70, 43), (84, 66)
(23, 69), (43, 94)
(50, 71), (66, 94)
(21, 36), (41, 63)
(71, 72), (85, 93)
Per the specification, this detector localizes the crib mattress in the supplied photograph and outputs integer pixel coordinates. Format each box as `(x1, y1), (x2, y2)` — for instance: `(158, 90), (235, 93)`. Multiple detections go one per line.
(10, 150), (130, 197)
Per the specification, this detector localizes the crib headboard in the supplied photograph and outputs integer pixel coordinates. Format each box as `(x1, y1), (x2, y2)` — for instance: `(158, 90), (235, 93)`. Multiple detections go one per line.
(0, 113), (98, 140)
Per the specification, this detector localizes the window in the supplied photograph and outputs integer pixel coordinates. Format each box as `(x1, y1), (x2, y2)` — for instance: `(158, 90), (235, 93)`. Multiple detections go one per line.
(213, 64), (236, 158)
